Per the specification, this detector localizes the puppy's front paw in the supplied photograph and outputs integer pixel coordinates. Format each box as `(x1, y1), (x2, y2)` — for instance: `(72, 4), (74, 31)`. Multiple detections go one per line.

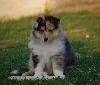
(53, 70), (65, 79)
(34, 74), (43, 79)
(42, 72), (48, 78)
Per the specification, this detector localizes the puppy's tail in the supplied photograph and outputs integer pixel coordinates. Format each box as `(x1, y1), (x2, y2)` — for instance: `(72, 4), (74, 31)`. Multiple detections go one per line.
(10, 68), (29, 75)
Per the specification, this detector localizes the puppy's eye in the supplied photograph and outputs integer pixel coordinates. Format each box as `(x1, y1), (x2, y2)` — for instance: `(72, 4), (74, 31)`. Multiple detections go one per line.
(49, 30), (53, 33)
(39, 31), (44, 34)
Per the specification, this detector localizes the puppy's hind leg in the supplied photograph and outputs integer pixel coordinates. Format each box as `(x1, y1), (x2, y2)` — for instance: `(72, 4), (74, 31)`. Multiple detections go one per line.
(22, 53), (34, 76)
(51, 56), (65, 79)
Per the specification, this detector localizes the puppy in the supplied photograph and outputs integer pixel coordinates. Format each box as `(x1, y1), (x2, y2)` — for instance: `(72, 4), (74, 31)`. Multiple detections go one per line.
(9, 15), (75, 80)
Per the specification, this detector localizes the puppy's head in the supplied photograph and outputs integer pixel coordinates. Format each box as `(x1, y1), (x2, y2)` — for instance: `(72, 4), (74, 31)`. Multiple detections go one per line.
(32, 15), (60, 42)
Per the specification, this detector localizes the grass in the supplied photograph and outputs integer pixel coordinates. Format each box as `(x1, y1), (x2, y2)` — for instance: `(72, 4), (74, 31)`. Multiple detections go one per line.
(0, 11), (100, 85)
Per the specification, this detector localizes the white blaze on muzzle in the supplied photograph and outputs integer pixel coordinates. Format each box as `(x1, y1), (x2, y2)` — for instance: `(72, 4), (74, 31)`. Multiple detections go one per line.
(43, 31), (49, 42)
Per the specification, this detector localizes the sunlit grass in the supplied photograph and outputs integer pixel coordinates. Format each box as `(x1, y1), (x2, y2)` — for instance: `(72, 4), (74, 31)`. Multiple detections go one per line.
(0, 11), (100, 85)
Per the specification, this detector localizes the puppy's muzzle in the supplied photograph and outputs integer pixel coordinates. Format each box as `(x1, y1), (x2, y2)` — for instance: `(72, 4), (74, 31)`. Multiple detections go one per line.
(44, 38), (48, 42)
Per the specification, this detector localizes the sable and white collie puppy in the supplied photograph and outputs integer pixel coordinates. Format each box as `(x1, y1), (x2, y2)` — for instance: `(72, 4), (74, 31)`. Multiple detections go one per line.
(9, 15), (75, 80)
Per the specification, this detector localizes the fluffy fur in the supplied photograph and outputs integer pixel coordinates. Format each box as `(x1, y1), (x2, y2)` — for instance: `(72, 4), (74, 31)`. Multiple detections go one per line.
(9, 15), (75, 80)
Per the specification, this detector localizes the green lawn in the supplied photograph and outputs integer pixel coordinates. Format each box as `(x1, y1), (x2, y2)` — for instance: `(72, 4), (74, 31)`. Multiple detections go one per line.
(0, 11), (100, 85)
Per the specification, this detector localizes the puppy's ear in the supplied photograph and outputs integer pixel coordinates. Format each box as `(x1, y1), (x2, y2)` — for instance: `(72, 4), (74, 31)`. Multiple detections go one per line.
(51, 17), (60, 25)
(31, 20), (38, 30)
(56, 18), (60, 25)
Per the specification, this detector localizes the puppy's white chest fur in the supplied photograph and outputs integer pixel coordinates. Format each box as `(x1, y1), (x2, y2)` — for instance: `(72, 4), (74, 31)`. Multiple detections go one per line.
(28, 36), (65, 66)
(28, 38), (64, 57)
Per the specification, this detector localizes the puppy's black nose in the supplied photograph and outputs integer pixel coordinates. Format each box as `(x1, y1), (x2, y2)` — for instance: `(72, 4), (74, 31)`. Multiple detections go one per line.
(44, 38), (48, 42)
